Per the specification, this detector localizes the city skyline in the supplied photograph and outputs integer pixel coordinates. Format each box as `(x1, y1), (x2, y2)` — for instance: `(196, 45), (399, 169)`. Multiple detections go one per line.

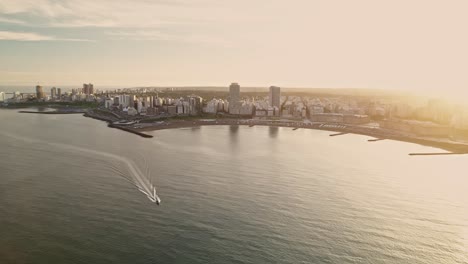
(0, 0), (468, 98)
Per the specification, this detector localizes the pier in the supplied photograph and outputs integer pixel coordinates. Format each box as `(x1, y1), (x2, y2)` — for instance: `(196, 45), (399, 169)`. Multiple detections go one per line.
(108, 124), (153, 138)
(409, 152), (466, 156)
(330, 132), (348, 137)
(368, 138), (385, 142)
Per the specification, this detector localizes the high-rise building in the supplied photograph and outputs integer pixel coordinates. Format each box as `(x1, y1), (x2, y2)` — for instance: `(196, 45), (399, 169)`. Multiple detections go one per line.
(229, 83), (240, 103)
(36, 85), (45, 99)
(228, 83), (241, 114)
(57, 88), (62, 99)
(83, 83), (94, 95)
(269, 86), (281, 108)
(0, 92), (5, 102)
(89, 84), (94, 95)
(51, 87), (57, 98)
(83, 84), (89, 95)
(129, 95), (136, 108)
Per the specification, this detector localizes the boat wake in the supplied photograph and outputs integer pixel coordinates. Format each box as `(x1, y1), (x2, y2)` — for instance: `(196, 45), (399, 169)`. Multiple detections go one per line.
(0, 131), (160, 204)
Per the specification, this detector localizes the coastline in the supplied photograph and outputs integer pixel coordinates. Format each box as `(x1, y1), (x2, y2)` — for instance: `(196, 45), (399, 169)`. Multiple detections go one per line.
(132, 119), (468, 154)
(11, 108), (468, 154)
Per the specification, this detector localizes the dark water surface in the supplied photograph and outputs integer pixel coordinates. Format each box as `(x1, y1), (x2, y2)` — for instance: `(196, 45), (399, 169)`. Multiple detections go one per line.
(0, 110), (467, 264)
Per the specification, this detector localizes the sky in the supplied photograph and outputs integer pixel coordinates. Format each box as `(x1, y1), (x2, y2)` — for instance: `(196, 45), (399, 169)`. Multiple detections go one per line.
(0, 0), (467, 96)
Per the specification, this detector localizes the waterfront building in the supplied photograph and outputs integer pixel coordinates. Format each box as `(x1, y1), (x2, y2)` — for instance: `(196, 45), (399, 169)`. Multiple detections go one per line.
(137, 101), (143, 113)
(36, 85), (45, 100)
(57, 88), (62, 99)
(270, 107), (277, 116)
(167, 105), (177, 115)
(140, 106), (147, 115)
(205, 98), (226, 114)
(188, 96), (203, 115)
(129, 95), (136, 109)
(255, 109), (267, 116)
(229, 83), (240, 103)
(105, 98), (113, 108)
(269, 86), (281, 109)
(0, 92), (5, 102)
(146, 107), (159, 116)
(154, 97), (163, 107)
(51, 87), (57, 99)
(239, 101), (255, 116)
(183, 101), (190, 114)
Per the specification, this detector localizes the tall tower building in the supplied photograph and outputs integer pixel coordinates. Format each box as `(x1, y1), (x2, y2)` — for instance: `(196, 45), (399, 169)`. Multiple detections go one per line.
(36, 85), (44, 99)
(83, 83), (89, 95)
(83, 83), (94, 95)
(89, 83), (94, 95)
(57, 88), (62, 98)
(51, 87), (57, 98)
(269, 86), (281, 108)
(229, 83), (240, 103)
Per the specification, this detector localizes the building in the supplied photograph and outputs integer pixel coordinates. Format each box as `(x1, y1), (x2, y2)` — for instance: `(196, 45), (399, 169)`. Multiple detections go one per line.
(167, 105), (177, 115)
(50, 87), (57, 99)
(83, 83), (94, 95)
(0, 92), (5, 102)
(188, 95), (203, 115)
(205, 98), (227, 114)
(36, 85), (45, 99)
(146, 107), (159, 116)
(239, 101), (255, 116)
(269, 86), (281, 108)
(127, 107), (138, 116)
(229, 83), (240, 103)
(105, 98), (114, 108)
(129, 95), (136, 108)
(57, 88), (62, 99)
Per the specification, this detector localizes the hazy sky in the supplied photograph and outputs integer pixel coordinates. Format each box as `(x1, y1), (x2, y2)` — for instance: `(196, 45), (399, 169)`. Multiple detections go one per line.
(0, 0), (467, 95)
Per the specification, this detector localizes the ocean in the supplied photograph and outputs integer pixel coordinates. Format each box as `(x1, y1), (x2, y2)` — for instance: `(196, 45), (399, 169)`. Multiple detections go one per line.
(0, 109), (467, 264)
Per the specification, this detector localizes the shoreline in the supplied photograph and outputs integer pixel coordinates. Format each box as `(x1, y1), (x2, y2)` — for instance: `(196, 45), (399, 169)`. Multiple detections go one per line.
(133, 119), (468, 154)
(14, 109), (468, 154)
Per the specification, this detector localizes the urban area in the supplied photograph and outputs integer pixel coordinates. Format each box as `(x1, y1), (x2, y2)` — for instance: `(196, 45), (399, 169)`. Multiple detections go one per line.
(1, 83), (468, 150)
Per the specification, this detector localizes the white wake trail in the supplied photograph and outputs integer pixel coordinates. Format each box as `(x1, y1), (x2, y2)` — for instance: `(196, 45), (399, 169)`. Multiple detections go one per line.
(0, 131), (158, 202)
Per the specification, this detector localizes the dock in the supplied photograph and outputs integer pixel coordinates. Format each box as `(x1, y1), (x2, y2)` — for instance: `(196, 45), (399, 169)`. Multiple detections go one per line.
(409, 152), (465, 156)
(330, 132), (348, 137)
(368, 138), (385, 142)
(108, 124), (153, 138)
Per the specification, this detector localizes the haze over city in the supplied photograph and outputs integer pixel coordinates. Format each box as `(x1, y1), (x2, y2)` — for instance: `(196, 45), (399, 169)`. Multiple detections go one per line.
(1, 0), (468, 99)
(1, 1), (468, 263)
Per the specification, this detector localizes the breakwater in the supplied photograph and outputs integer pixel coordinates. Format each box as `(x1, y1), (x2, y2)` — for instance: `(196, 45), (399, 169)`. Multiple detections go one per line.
(107, 124), (153, 138)
(19, 110), (86, 114)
